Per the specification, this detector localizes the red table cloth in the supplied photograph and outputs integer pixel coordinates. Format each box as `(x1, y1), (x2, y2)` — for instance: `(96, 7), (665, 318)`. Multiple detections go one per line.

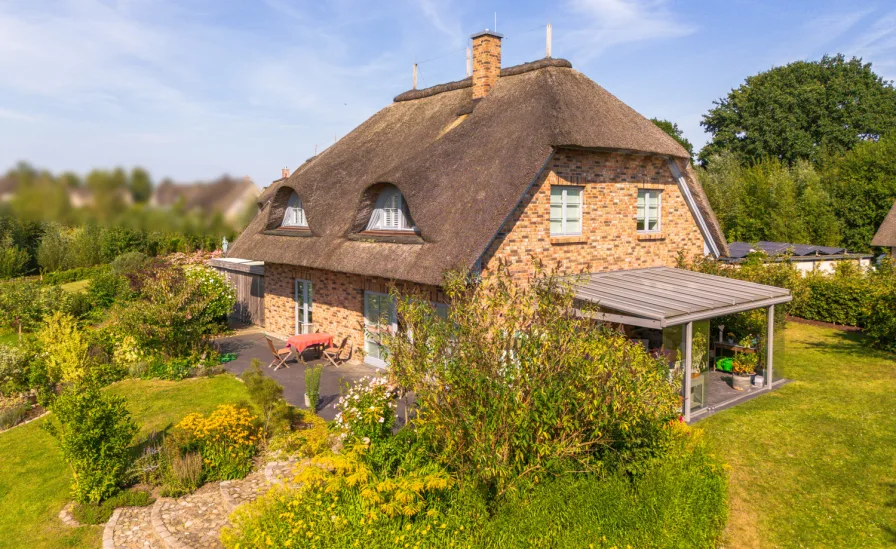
(286, 333), (334, 354)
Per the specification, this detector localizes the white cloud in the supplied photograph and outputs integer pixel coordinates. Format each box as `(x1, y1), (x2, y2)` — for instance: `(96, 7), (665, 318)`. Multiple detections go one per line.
(415, 0), (464, 44)
(0, 108), (37, 122)
(560, 0), (695, 61)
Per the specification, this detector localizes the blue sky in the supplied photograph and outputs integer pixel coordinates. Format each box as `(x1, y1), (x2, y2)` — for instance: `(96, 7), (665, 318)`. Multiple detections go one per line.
(1, 0), (894, 187)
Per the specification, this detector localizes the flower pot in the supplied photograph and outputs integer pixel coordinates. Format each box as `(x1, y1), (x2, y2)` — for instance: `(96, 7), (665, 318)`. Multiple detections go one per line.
(732, 374), (752, 391)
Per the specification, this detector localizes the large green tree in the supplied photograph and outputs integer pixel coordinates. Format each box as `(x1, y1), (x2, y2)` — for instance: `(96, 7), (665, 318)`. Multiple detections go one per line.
(827, 135), (896, 252)
(700, 55), (896, 165)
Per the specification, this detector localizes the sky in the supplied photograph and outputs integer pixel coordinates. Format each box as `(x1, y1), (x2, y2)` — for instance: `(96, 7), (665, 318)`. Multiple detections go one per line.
(1, 0), (895, 188)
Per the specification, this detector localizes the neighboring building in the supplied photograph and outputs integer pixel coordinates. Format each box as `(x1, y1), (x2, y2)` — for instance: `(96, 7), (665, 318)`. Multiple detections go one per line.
(722, 241), (873, 274)
(227, 29), (731, 367)
(871, 202), (896, 257)
(151, 176), (260, 223)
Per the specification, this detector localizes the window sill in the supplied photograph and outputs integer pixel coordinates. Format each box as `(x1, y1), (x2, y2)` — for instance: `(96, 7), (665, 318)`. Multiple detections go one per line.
(551, 235), (587, 245)
(637, 232), (665, 241)
(349, 231), (424, 245)
(264, 227), (313, 237)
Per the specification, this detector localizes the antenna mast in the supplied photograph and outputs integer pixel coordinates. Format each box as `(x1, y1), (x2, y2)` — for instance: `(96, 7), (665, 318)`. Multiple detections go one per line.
(466, 48), (472, 77)
(546, 23), (552, 58)
(413, 63), (418, 89)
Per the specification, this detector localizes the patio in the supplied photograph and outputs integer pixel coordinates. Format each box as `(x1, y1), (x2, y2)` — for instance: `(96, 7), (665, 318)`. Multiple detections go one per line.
(215, 327), (380, 421)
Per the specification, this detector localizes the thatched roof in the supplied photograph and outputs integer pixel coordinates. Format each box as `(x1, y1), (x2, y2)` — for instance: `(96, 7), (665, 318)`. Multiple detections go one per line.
(228, 60), (728, 285)
(871, 201), (896, 247)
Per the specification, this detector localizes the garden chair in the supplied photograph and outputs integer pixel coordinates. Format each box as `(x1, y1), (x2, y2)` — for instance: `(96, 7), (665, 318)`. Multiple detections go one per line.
(265, 335), (293, 370)
(323, 337), (351, 368)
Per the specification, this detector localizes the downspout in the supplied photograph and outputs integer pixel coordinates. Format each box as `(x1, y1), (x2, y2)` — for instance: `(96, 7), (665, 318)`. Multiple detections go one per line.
(667, 159), (721, 258)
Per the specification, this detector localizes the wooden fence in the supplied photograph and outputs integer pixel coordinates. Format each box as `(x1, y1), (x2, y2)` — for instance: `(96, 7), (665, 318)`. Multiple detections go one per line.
(208, 258), (265, 326)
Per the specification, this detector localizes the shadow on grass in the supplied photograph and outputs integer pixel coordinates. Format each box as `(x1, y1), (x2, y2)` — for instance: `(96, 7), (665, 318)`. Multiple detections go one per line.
(799, 329), (896, 361)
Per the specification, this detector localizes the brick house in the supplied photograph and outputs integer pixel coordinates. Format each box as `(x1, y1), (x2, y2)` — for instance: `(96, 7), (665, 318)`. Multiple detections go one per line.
(227, 29), (734, 371)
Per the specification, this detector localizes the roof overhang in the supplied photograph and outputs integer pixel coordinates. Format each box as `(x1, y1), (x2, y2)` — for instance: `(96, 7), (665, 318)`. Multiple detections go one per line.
(569, 267), (792, 329)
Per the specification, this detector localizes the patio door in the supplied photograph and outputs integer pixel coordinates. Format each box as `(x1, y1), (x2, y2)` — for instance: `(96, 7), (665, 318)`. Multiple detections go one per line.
(364, 291), (396, 368)
(294, 279), (313, 334)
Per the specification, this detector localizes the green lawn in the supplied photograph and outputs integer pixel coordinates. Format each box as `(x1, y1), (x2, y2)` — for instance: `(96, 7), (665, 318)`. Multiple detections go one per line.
(0, 332), (18, 346)
(701, 323), (896, 548)
(0, 375), (250, 549)
(59, 279), (90, 293)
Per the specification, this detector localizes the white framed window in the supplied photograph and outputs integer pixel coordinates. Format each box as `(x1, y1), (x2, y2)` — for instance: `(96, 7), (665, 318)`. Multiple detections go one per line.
(637, 189), (662, 232)
(294, 279), (313, 334)
(366, 186), (415, 231)
(550, 186), (582, 236)
(281, 192), (307, 227)
(363, 291), (396, 368)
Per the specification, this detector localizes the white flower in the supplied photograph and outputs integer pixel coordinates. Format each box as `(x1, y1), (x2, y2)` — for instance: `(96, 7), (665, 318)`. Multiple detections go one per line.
(378, 417), (384, 423)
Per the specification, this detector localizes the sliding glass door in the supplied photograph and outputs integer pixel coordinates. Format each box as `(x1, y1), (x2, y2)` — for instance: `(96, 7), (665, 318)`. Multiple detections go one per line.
(294, 279), (313, 334)
(364, 291), (396, 368)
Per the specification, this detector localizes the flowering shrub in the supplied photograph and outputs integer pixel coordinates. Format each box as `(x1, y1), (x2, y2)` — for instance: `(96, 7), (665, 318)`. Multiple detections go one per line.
(184, 265), (235, 322)
(0, 344), (29, 396)
(165, 249), (222, 266)
(175, 405), (260, 481)
(268, 412), (330, 458)
(335, 376), (396, 443)
(222, 445), (478, 549)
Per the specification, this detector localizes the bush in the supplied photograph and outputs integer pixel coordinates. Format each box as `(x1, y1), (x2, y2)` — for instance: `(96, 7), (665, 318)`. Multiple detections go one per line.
(36, 312), (90, 385)
(87, 268), (125, 309)
(242, 360), (294, 436)
(0, 345), (29, 396)
(0, 243), (30, 279)
(864, 277), (896, 352)
(334, 375), (395, 444)
(0, 279), (71, 331)
(175, 404), (260, 481)
(141, 356), (195, 381)
(42, 265), (106, 286)
(110, 251), (148, 276)
(71, 490), (153, 525)
(387, 268), (680, 496)
(37, 222), (72, 273)
(43, 384), (139, 504)
(162, 448), (203, 497)
(110, 263), (234, 358)
(268, 411), (330, 458)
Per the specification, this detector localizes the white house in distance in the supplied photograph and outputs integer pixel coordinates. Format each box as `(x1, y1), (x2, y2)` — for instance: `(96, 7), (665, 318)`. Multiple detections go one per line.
(722, 241), (873, 274)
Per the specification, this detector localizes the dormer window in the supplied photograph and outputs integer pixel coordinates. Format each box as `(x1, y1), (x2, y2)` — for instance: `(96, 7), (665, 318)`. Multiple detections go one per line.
(365, 186), (416, 232)
(281, 192), (307, 228)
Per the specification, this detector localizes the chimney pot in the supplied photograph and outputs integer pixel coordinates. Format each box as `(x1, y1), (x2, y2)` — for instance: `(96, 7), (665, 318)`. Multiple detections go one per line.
(281, 167), (290, 179)
(470, 29), (503, 100)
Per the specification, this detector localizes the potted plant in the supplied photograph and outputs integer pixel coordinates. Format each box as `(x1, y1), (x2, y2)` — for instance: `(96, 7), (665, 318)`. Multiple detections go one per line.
(691, 331), (708, 379)
(730, 343), (757, 391)
(304, 365), (322, 411)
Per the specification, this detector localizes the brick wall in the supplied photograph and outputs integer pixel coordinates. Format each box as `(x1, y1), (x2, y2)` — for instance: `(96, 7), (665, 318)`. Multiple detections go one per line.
(480, 148), (706, 281)
(264, 263), (444, 360)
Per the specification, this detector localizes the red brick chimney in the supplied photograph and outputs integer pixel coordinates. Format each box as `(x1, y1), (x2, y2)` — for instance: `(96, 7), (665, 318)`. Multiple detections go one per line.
(471, 30), (503, 100)
(281, 167), (290, 179)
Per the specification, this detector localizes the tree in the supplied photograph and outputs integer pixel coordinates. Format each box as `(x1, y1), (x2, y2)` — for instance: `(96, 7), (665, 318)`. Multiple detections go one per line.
(128, 167), (153, 204)
(700, 55), (896, 165)
(698, 153), (842, 245)
(827, 135), (896, 251)
(651, 118), (694, 158)
(36, 222), (72, 272)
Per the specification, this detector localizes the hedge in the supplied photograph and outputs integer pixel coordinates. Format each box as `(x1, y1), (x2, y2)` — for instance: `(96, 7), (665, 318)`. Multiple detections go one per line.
(41, 265), (109, 286)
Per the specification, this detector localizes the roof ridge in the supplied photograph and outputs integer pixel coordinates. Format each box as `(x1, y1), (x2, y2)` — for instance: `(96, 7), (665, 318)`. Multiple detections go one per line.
(393, 58), (573, 102)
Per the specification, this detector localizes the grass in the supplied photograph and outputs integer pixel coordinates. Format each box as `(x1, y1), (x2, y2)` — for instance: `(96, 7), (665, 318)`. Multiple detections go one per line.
(0, 375), (251, 549)
(0, 332), (19, 346)
(701, 322), (896, 548)
(71, 490), (153, 525)
(59, 279), (89, 293)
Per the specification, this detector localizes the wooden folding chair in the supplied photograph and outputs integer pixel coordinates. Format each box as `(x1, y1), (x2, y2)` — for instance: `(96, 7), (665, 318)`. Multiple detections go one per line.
(265, 336), (293, 370)
(323, 337), (351, 367)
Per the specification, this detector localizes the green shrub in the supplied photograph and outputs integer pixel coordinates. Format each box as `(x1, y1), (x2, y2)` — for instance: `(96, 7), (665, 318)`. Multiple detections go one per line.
(42, 265), (106, 286)
(0, 344), (29, 396)
(64, 290), (94, 319)
(864, 278), (896, 352)
(37, 222), (72, 273)
(36, 312), (90, 385)
(304, 364), (322, 412)
(789, 271), (872, 326)
(43, 384), (139, 504)
(110, 251), (148, 276)
(0, 244), (30, 279)
(387, 268), (680, 496)
(0, 279), (71, 331)
(87, 268), (125, 309)
(111, 263), (234, 358)
(142, 356), (195, 381)
(71, 490), (153, 525)
(242, 360), (294, 436)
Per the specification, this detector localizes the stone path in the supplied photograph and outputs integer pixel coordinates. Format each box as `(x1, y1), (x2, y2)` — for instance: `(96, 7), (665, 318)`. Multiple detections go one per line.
(103, 461), (295, 549)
